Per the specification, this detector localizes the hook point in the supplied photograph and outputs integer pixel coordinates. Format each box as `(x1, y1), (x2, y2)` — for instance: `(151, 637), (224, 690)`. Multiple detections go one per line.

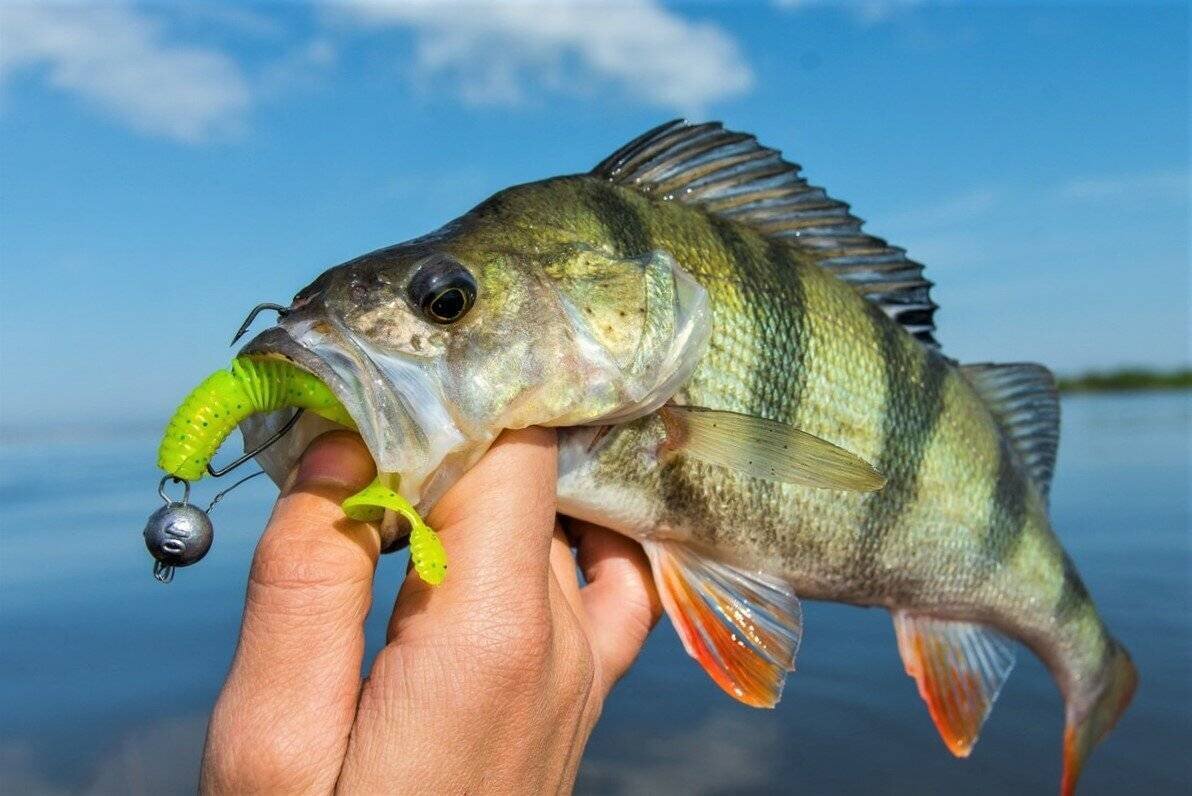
(230, 302), (289, 347)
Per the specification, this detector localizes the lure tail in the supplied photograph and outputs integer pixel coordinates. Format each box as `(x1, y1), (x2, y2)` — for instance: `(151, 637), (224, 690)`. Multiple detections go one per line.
(343, 478), (448, 585)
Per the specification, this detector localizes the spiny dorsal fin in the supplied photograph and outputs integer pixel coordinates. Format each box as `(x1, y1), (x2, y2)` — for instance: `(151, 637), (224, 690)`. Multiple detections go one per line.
(592, 119), (940, 348)
(962, 363), (1060, 501)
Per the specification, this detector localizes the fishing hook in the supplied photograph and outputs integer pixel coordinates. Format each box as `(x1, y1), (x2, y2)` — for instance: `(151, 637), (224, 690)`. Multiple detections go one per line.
(206, 408), (305, 477)
(206, 469), (268, 513)
(230, 302), (290, 346)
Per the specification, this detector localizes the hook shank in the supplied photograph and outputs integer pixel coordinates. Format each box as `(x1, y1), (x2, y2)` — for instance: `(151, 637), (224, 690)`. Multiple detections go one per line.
(206, 409), (305, 477)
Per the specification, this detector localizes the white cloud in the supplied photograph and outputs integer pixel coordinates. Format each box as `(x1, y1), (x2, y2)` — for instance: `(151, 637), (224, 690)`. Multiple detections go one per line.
(1056, 169), (1189, 203)
(0, 2), (753, 142)
(0, 3), (251, 143)
(335, 0), (753, 112)
(776, 0), (925, 25)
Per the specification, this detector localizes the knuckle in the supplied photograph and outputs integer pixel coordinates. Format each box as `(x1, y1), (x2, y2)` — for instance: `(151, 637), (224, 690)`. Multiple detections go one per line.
(434, 617), (556, 694)
(204, 713), (314, 792)
(250, 534), (369, 599)
(472, 620), (554, 675)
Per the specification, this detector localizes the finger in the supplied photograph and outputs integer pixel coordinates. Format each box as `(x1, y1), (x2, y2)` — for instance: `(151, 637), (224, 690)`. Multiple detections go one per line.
(389, 426), (558, 633)
(572, 521), (662, 692)
(549, 524), (584, 621)
(202, 431), (377, 793)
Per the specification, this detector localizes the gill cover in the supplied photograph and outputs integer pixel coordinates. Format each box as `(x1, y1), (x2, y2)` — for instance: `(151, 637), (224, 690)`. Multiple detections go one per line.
(243, 247), (711, 509)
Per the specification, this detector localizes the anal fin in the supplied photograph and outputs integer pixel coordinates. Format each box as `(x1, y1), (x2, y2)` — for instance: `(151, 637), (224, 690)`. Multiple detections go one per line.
(893, 610), (1016, 757)
(644, 540), (802, 708)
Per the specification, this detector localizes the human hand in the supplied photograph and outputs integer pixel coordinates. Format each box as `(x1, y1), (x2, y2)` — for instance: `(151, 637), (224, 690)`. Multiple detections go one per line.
(200, 426), (661, 793)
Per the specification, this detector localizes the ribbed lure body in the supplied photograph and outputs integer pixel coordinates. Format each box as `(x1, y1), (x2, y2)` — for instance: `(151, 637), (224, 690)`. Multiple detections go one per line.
(157, 356), (355, 481)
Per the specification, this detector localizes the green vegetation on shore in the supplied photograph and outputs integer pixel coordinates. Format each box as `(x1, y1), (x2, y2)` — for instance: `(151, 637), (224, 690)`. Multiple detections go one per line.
(1057, 368), (1192, 393)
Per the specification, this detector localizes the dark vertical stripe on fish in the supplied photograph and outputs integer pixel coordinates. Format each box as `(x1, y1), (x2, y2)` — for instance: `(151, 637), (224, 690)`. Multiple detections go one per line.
(979, 439), (1029, 568)
(698, 216), (783, 548)
(1055, 551), (1092, 621)
(583, 181), (652, 257)
(761, 238), (810, 421)
(708, 217), (769, 414)
(666, 219), (809, 551)
(855, 305), (947, 598)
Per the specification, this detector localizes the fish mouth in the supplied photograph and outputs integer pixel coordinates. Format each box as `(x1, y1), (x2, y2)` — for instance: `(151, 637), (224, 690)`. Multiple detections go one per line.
(235, 323), (468, 510)
(235, 326), (362, 487)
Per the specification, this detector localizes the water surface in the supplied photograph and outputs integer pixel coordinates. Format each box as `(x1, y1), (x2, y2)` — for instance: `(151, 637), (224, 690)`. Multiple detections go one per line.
(1, 392), (1188, 793)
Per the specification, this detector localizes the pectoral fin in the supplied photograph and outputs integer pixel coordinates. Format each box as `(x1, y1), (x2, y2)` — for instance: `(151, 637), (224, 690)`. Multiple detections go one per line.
(892, 610), (1017, 757)
(644, 539), (803, 708)
(660, 406), (885, 491)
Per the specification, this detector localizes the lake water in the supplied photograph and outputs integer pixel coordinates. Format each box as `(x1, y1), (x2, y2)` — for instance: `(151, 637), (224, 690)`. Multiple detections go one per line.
(1, 392), (1188, 794)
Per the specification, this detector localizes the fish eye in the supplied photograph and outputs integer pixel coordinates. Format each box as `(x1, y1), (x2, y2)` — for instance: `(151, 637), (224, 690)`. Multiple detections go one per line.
(408, 256), (477, 325)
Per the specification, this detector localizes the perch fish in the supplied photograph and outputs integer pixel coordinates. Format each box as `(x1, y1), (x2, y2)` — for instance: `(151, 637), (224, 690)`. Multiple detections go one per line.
(180, 121), (1134, 794)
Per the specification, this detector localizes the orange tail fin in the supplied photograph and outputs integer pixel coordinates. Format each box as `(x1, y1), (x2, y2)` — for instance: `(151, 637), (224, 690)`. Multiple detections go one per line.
(1061, 641), (1137, 796)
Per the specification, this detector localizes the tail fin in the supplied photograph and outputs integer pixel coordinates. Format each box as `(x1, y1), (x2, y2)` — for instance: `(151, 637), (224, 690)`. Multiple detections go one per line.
(1061, 641), (1137, 796)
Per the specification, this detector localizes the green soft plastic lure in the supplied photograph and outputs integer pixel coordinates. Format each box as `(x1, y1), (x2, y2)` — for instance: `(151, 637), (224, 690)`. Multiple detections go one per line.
(158, 356), (355, 480)
(343, 479), (448, 586)
(152, 355), (446, 585)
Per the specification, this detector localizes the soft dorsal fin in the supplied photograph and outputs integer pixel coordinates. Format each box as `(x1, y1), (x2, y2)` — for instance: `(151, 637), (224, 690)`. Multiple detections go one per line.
(592, 119), (940, 348)
(962, 363), (1060, 501)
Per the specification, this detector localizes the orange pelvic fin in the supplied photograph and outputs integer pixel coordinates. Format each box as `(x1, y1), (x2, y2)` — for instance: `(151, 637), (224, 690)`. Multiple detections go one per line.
(892, 610), (1016, 757)
(644, 540), (802, 708)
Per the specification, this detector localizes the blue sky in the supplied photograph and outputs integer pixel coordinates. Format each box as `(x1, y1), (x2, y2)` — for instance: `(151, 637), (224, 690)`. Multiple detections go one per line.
(0, 1), (1187, 427)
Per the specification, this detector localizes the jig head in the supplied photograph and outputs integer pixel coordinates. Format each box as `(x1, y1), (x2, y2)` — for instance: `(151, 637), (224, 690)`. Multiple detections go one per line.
(143, 471), (269, 583)
(144, 477), (213, 583)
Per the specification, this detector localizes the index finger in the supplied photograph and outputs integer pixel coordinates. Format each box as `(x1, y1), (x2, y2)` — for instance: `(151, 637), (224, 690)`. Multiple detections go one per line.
(203, 431), (378, 792)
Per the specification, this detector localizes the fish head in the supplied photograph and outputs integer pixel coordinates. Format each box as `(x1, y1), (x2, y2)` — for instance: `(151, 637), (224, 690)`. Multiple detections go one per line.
(238, 182), (711, 508)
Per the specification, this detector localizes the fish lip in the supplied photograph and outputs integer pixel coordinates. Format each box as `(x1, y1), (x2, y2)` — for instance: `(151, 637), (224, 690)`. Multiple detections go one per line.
(238, 326), (420, 552)
(237, 326), (351, 395)
(234, 323), (464, 510)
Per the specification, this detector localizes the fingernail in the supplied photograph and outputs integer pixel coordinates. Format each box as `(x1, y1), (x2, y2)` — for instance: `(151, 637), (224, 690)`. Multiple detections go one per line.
(289, 431), (375, 493)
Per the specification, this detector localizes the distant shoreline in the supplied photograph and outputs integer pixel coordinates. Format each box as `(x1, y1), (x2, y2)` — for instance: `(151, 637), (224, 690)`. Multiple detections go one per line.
(1057, 369), (1192, 394)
